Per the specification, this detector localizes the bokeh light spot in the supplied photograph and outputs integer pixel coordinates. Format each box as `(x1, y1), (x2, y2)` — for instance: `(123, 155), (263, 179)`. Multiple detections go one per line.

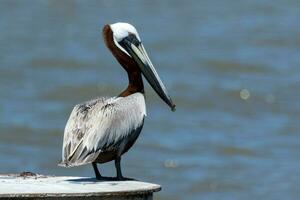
(240, 89), (250, 100)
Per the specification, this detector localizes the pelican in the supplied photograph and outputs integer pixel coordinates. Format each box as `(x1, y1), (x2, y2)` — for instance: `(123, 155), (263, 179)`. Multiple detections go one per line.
(59, 22), (175, 180)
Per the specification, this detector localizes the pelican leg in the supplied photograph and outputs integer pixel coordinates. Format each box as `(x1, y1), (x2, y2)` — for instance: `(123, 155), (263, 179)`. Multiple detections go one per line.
(92, 162), (102, 180)
(115, 157), (124, 180)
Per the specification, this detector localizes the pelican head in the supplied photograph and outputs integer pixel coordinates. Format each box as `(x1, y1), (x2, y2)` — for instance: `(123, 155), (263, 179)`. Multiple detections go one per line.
(108, 22), (176, 111)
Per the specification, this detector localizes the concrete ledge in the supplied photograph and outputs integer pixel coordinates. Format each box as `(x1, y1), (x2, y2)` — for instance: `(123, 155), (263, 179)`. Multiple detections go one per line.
(0, 173), (161, 200)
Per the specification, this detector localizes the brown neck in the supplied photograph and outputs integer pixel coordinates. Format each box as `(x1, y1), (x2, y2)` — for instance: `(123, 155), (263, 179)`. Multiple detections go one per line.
(103, 25), (144, 97)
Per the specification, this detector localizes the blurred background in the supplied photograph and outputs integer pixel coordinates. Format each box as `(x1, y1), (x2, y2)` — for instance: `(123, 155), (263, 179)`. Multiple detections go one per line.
(0, 0), (300, 199)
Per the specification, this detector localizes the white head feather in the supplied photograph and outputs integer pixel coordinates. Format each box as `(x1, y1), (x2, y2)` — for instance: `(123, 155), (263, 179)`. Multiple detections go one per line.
(110, 22), (141, 41)
(110, 22), (141, 56)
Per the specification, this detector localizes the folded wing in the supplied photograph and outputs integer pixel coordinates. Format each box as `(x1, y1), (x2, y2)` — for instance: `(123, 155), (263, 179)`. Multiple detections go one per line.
(59, 93), (146, 167)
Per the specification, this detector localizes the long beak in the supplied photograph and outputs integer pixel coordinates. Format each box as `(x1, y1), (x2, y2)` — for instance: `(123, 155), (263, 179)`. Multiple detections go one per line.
(120, 36), (176, 111)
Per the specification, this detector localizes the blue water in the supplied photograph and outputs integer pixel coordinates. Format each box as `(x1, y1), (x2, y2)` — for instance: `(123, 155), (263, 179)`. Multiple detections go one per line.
(0, 1), (300, 199)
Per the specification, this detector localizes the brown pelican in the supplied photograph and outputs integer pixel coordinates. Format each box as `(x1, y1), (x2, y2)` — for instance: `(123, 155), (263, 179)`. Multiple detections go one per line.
(59, 22), (175, 180)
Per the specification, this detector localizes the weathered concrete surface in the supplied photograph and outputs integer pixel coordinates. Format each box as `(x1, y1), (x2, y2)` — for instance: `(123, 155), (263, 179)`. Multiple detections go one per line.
(0, 174), (161, 200)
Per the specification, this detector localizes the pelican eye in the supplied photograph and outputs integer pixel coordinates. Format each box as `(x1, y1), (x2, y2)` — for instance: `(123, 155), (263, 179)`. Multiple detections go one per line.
(128, 34), (141, 46)
(119, 34), (141, 48)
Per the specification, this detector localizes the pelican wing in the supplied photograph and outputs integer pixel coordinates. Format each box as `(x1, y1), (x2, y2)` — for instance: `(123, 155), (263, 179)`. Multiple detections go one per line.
(59, 93), (146, 167)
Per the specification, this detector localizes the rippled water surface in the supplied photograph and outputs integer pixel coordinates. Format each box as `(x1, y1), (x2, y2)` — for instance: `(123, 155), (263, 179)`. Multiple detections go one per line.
(1, 1), (300, 199)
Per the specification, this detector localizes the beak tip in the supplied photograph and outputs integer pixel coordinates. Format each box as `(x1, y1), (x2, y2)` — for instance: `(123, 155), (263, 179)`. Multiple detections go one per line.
(171, 104), (176, 112)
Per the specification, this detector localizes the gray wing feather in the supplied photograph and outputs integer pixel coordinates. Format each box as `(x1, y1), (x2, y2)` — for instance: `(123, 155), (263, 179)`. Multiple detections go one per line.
(59, 93), (146, 167)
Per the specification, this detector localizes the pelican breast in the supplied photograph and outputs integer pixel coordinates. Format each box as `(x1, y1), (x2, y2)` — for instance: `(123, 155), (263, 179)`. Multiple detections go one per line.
(59, 92), (146, 167)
